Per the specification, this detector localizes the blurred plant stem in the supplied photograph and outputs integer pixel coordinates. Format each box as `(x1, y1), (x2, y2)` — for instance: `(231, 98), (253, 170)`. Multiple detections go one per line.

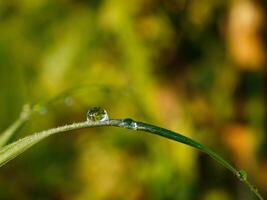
(0, 85), (117, 147)
(0, 104), (31, 147)
(0, 118), (263, 199)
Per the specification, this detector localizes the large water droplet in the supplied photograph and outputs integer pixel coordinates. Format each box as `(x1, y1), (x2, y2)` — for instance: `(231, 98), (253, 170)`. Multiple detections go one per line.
(122, 118), (138, 130)
(87, 107), (109, 122)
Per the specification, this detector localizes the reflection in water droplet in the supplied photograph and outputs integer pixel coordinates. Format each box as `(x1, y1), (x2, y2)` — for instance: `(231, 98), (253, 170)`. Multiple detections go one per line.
(87, 107), (109, 122)
(64, 97), (74, 106)
(122, 118), (138, 130)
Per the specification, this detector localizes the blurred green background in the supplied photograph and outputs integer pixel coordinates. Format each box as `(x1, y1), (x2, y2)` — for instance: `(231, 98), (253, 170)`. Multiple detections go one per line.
(0, 0), (266, 199)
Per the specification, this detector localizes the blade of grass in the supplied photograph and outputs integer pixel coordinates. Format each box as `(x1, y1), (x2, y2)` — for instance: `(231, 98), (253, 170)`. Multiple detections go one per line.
(0, 118), (263, 199)
(0, 84), (117, 147)
(135, 120), (263, 200)
(0, 104), (31, 147)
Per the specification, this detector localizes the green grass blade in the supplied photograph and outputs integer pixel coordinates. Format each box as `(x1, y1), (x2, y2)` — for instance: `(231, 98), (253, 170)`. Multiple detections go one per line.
(0, 120), (119, 167)
(0, 122), (90, 167)
(136, 121), (238, 174)
(0, 85), (113, 147)
(135, 121), (264, 200)
(0, 104), (31, 147)
(0, 118), (263, 199)
(0, 118), (27, 148)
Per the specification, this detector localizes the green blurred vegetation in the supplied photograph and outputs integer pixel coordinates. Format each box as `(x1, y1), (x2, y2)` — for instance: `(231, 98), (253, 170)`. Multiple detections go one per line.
(0, 0), (266, 199)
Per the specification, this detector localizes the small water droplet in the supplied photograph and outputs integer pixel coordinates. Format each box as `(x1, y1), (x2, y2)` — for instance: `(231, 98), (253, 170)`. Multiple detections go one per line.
(39, 106), (47, 115)
(87, 107), (109, 122)
(122, 118), (138, 130)
(64, 97), (74, 106)
(237, 170), (247, 181)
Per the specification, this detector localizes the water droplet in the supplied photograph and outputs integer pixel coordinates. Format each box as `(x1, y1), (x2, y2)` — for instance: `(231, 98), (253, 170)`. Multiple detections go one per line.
(87, 107), (109, 122)
(64, 97), (74, 106)
(122, 118), (138, 130)
(237, 170), (247, 181)
(39, 106), (47, 115)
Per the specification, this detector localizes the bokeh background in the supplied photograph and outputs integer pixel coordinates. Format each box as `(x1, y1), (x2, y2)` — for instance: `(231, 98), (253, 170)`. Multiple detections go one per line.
(0, 0), (266, 199)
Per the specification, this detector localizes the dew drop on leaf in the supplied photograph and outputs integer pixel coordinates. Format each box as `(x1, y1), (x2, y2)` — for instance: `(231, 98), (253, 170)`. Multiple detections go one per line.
(122, 118), (138, 130)
(87, 107), (109, 122)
